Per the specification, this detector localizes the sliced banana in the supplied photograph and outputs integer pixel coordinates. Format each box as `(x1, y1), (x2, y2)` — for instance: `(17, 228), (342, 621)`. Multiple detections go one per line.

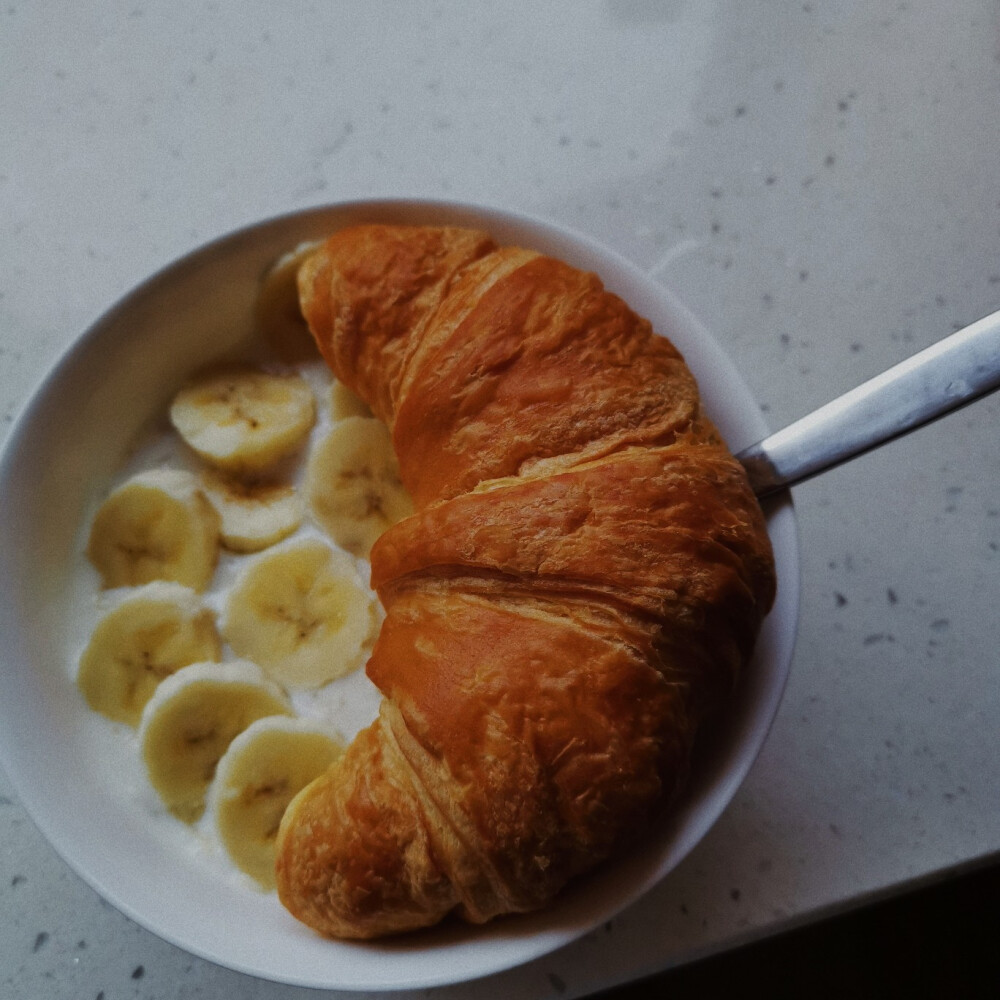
(199, 468), (301, 554)
(254, 242), (322, 363)
(139, 660), (292, 823)
(169, 366), (316, 475)
(76, 582), (221, 727)
(305, 415), (413, 557)
(86, 468), (220, 591)
(209, 716), (343, 889)
(222, 538), (376, 690)
(330, 380), (372, 420)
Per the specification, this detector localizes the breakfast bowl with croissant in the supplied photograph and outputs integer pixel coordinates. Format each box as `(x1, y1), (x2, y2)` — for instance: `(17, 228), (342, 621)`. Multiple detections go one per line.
(0, 201), (798, 989)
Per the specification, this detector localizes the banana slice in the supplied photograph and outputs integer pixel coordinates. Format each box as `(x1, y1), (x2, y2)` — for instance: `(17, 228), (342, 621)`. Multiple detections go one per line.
(330, 380), (372, 420)
(86, 468), (220, 591)
(199, 469), (301, 554)
(254, 242), (322, 363)
(209, 717), (343, 888)
(169, 366), (316, 475)
(305, 416), (413, 557)
(221, 539), (376, 690)
(77, 582), (221, 727)
(139, 660), (292, 823)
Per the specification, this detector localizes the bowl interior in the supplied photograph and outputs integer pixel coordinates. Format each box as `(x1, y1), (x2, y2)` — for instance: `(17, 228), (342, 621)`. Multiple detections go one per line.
(0, 200), (799, 990)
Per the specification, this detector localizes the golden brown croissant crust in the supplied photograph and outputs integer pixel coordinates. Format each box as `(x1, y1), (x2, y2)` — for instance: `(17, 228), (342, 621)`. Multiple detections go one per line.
(275, 224), (777, 940)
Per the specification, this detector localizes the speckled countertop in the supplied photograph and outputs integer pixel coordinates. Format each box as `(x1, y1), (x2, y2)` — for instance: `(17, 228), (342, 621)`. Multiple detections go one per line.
(2, 3), (998, 998)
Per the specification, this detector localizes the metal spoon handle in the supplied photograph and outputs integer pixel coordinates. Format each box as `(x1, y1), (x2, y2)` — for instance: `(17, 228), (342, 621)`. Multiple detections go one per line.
(737, 309), (1000, 498)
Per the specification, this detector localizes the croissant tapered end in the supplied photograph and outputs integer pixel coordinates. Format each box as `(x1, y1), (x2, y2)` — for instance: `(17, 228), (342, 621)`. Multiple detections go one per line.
(281, 223), (776, 940)
(274, 714), (461, 940)
(296, 224), (496, 426)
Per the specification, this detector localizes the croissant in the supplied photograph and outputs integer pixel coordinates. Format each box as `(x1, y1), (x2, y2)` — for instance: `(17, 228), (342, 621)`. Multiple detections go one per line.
(274, 223), (777, 940)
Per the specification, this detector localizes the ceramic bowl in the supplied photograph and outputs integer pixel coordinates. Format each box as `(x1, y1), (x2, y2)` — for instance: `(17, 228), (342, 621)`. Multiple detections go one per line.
(0, 200), (798, 990)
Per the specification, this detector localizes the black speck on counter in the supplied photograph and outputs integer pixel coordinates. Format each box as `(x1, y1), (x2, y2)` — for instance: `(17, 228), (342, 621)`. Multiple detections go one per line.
(834, 592), (848, 607)
(887, 588), (898, 604)
(131, 965), (145, 980)
(864, 633), (895, 646)
(32, 931), (49, 953)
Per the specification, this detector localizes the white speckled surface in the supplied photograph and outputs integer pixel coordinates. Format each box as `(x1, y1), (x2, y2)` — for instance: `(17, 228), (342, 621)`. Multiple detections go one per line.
(1, 2), (998, 998)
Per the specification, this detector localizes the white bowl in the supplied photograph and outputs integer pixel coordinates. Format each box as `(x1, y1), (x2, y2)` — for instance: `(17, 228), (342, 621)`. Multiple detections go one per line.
(0, 200), (799, 990)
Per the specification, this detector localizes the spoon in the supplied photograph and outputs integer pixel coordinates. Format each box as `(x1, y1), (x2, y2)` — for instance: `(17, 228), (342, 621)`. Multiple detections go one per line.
(737, 309), (1000, 498)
